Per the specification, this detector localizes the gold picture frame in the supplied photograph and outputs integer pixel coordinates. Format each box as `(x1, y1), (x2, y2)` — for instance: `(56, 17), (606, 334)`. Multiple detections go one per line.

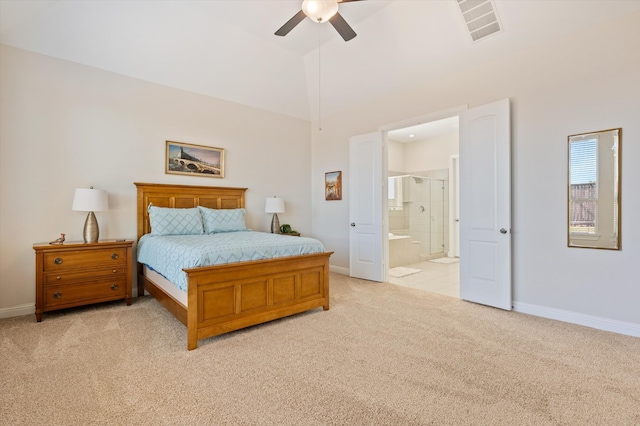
(325, 171), (342, 200)
(165, 141), (225, 178)
(568, 128), (621, 250)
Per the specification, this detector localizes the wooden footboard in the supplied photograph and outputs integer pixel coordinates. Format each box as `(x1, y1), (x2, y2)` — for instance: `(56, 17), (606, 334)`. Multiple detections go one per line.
(184, 252), (332, 350)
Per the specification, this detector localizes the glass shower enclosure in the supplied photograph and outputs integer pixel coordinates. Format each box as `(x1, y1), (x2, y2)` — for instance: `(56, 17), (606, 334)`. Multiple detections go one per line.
(388, 175), (448, 263)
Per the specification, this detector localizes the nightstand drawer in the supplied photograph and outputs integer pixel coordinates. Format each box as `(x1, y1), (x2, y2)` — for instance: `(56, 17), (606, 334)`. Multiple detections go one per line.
(43, 248), (127, 271)
(43, 267), (126, 285)
(44, 279), (127, 308)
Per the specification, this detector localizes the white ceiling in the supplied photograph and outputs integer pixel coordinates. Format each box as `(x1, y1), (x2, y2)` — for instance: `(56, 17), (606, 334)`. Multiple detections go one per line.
(2, 0), (639, 124)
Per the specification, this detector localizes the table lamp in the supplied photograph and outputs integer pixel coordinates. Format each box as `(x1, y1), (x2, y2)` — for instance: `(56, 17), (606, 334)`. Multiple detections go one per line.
(265, 197), (285, 234)
(72, 187), (109, 243)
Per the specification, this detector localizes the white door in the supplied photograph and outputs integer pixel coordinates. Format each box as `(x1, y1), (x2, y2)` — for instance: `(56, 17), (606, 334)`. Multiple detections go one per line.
(459, 99), (512, 310)
(349, 132), (384, 282)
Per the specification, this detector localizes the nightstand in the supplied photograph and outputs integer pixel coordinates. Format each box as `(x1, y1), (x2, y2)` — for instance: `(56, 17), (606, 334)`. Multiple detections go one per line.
(33, 240), (134, 321)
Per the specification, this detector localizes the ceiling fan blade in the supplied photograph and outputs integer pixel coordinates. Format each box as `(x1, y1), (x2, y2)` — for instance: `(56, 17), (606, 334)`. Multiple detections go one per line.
(275, 10), (307, 36)
(329, 11), (357, 41)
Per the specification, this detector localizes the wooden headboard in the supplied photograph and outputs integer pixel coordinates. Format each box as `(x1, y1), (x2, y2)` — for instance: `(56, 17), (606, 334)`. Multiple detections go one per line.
(134, 182), (247, 240)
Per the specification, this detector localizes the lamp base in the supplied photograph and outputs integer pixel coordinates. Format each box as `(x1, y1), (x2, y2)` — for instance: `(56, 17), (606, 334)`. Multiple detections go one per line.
(271, 213), (280, 234)
(83, 211), (100, 243)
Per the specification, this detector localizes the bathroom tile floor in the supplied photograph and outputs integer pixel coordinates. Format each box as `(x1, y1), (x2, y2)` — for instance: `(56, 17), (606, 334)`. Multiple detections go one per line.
(387, 259), (459, 298)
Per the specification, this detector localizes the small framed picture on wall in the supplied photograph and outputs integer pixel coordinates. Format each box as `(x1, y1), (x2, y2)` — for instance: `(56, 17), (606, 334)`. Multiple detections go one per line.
(325, 171), (342, 200)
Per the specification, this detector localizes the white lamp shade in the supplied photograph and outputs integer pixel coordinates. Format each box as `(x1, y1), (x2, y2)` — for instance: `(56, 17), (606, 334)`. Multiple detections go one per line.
(302, 0), (339, 23)
(72, 188), (109, 212)
(265, 197), (285, 214)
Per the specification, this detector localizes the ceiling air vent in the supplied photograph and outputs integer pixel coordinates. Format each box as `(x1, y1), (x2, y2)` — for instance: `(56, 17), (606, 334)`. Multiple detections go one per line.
(457, 0), (502, 42)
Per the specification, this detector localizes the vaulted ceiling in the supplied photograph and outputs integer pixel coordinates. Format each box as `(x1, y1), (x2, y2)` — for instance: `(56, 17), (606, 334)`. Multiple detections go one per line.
(2, 0), (639, 122)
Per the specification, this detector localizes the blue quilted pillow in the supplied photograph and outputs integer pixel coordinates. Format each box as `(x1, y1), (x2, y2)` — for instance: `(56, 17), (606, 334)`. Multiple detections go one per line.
(148, 205), (204, 236)
(199, 207), (247, 233)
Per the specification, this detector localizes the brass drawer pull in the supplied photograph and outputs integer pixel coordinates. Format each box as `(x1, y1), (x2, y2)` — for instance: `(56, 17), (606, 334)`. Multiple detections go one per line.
(53, 292), (62, 299)
(111, 253), (119, 260)
(54, 258), (63, 265)
(112, 270), (117, 273)
(111, 284), (119, 291)
(56, 276), (61, 280)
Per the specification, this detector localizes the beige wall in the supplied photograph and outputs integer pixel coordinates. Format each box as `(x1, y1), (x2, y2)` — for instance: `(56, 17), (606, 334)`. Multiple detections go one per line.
(311, 13), (640, 329)
(0, 45), (312, 315)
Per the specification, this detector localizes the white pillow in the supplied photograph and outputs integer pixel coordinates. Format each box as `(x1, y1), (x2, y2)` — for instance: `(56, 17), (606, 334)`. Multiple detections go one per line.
(199, 207), (247, 234)
(148, 205), (204, 236)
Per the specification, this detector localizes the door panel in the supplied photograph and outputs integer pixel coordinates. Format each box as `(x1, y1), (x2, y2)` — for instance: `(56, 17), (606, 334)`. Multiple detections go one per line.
(459, 99), (512, 310)
(449, 155), (460, 258)
(349, 132), (384, 282)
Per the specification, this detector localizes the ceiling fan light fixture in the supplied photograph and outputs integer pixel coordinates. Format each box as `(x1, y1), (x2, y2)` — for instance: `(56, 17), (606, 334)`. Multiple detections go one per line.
(302, 0), (339, 23)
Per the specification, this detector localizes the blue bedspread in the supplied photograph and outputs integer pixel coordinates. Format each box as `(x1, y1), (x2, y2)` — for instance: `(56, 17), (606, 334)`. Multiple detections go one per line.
(137, 231), (325, 292)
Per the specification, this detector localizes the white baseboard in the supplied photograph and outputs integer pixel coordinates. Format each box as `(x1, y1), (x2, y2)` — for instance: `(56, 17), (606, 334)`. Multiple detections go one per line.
(513, 301), (640, 338)
(0, 303), (35, 319)
(330, 265), (350, 276)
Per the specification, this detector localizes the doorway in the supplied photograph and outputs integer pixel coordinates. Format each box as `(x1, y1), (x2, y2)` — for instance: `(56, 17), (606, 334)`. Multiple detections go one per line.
(349, 100), (511, 309)
(386, 116), (460, 298)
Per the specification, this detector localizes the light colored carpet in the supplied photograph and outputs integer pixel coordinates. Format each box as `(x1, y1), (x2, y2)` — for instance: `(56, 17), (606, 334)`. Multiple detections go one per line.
(388, 266), (421, 277)
(430, 257), (460, 264)
(1, 273), (639, 425)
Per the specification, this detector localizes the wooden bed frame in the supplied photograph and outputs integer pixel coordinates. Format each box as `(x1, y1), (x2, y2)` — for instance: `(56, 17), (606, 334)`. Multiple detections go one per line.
(135, 182), (332, 350)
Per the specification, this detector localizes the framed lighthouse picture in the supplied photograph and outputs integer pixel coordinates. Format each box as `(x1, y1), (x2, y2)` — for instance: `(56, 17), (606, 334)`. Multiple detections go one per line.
(165, 141), (225, 178)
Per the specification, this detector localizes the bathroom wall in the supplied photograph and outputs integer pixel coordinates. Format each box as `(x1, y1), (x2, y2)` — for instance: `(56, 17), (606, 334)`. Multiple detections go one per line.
(405, 132), (458, 172)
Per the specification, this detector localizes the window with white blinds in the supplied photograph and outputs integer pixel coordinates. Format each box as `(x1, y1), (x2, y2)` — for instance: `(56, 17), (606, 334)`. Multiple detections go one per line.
(569, 139), (597, 184)
(569, 138), (597, 233)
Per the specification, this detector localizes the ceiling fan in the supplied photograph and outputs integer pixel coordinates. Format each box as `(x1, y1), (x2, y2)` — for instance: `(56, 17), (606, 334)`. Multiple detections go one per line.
(275, 0), (363, 42)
